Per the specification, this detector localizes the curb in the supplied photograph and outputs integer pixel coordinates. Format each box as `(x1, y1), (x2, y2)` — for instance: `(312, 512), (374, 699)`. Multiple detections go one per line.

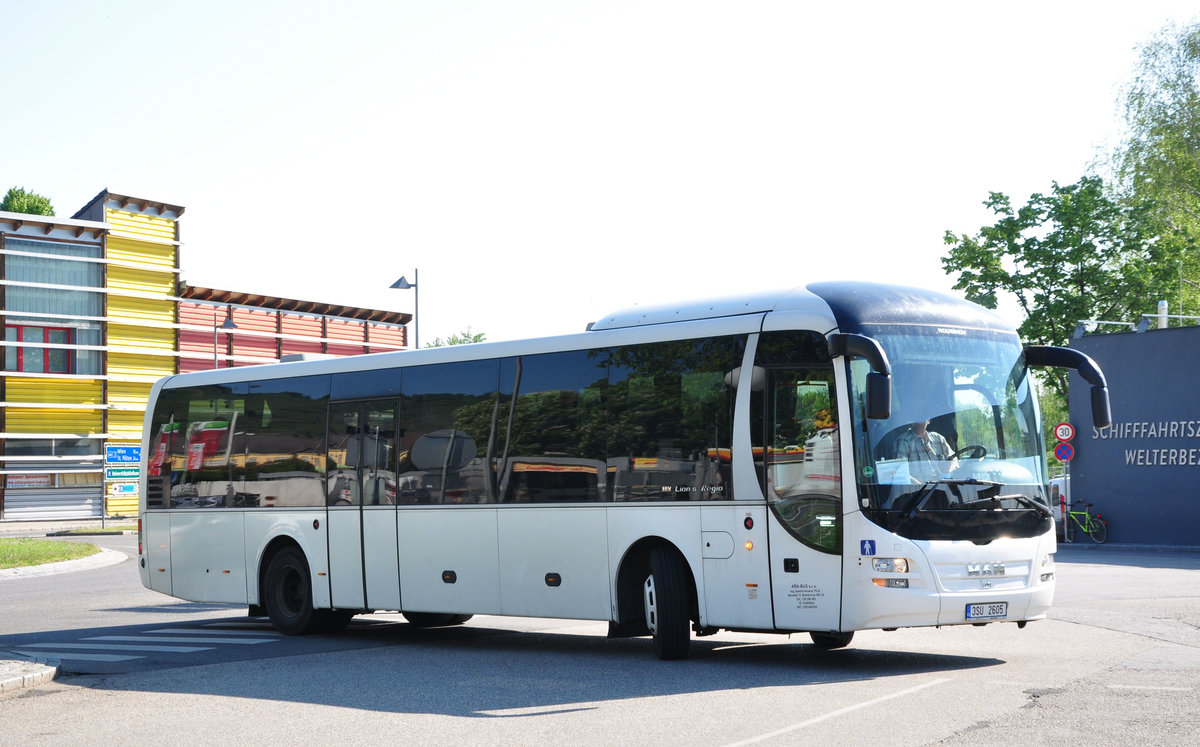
(0, 656), (59, 695)
(0, 547), (128, 580)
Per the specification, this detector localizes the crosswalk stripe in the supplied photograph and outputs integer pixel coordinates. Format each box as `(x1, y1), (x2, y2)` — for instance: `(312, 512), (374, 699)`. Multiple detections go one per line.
(87, 635), (277, 645)
(19, 642), (212, 653)
(146, 628), (283, 637)
(14, 651), (140, 662)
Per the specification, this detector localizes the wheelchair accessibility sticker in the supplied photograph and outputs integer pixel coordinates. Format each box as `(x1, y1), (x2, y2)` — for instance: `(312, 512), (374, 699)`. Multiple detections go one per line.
(860, 540), (876, 556)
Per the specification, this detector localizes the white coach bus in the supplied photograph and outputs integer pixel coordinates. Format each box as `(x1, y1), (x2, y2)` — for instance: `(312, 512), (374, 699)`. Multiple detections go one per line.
(138, 282), (1110, 659)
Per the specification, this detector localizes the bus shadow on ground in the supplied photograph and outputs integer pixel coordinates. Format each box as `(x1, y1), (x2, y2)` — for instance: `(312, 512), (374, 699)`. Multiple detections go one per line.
(78, 615), (1005, 717)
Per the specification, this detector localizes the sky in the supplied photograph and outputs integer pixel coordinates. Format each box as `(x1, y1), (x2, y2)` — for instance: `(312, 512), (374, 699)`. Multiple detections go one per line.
(4, 1), (1199, 343)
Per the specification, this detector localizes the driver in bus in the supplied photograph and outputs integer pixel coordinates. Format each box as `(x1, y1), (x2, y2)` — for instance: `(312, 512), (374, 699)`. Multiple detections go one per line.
(897, 419), (957, 483)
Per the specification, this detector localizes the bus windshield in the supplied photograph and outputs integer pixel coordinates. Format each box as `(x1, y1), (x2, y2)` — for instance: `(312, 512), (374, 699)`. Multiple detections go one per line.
(847, 324), (1052, 542)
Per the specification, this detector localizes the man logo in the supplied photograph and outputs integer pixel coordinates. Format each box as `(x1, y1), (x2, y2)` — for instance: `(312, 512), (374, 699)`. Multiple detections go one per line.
(966, 562), (1005, 576)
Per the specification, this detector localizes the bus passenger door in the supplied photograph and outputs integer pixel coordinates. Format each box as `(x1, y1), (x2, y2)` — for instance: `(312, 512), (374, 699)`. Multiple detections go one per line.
(760, 368), (843, 632)
(326, 400), (402, 611)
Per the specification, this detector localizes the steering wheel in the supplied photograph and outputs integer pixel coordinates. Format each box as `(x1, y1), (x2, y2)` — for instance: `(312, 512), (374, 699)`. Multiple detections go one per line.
(951, 444), (987, 460)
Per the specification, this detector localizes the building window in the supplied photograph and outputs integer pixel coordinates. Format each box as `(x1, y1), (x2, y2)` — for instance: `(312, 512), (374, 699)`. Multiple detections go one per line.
(5, 325), (73, 373)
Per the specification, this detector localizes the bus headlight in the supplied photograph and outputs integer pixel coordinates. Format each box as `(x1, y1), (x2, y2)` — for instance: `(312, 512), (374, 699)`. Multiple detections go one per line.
(872, 558), (909, 574)
(1040, 553), (1055, 582)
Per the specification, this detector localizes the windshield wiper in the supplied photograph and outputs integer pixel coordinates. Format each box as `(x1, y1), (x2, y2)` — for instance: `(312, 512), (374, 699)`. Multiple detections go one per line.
(904, 478), (1002, 519)
(998, 492), (1053, 518)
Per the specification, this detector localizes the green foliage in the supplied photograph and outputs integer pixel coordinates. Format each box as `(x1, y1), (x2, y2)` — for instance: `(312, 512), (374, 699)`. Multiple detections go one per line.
(1038, 384), (1069, 470)
(1116, 20), (1200, 315)
(425, 328), (487, 347)
(0, 186), (55, 216)
(0, 538), (98, 569)
(943, 177), (1179, 399)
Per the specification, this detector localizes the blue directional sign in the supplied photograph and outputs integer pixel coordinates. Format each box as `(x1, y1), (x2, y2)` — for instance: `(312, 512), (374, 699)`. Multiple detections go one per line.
(1054, 442), (1074, 463)
(105, 444), (142, 464)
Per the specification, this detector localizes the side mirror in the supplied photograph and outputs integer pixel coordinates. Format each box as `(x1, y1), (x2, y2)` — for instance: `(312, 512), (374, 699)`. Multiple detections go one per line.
(828, 333), (892, 419)
(865, 371), (891, 420)
(1023, 345), (1112, 428)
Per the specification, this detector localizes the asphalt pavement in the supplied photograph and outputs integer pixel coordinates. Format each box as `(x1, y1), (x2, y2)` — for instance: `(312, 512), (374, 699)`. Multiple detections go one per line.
(0, 518), (134, 695)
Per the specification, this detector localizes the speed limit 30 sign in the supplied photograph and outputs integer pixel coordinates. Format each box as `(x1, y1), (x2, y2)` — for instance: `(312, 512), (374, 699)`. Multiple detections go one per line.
(1054, 422), (1075, 442)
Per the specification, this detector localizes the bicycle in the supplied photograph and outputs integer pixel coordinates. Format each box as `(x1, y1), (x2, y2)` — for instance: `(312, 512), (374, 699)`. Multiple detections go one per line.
(1063, 501), (1109, 544)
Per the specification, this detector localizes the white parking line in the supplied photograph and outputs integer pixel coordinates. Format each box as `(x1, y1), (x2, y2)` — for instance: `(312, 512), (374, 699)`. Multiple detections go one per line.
(87, 635), (277, 645)
(146, 627), (283, 637)
(726, 678), (951, 746)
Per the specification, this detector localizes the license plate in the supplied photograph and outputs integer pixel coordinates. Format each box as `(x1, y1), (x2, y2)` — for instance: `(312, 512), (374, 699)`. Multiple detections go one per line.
(965, 602), (1008, 620)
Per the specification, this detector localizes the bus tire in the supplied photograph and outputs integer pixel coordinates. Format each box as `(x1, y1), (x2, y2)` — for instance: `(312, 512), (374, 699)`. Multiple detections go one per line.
(403, 612), (473, 627)
(264, 545), (318, 635)
(809, 631), (854, 649)
(645, 547), (690, 660)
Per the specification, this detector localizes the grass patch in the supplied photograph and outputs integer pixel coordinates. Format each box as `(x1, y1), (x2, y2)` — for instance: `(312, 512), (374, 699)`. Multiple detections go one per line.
(0, 538), (100, 569)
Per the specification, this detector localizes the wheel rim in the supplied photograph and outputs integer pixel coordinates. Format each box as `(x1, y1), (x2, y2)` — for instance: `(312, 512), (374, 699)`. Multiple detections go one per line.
(643, 573), (658, 635)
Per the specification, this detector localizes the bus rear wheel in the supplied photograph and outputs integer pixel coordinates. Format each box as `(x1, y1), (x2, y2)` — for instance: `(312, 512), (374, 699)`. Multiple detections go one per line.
(264, 546), (317, 635)
(644, 547), (691, 660)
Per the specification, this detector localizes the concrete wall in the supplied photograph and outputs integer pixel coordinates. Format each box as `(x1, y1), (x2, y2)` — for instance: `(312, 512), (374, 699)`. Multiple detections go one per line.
(1069, 326), (1200, 546)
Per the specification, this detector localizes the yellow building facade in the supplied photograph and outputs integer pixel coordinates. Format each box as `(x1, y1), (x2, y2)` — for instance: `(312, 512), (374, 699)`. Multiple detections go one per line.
(1, 190), (408, 520)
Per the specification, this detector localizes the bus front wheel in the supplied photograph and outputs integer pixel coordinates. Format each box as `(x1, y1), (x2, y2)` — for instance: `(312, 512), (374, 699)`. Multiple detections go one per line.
(264, 546), (317, 635)
(403, 612), (474, 627)
(644, 547), (691, 660)
(809, 631), (854, 649)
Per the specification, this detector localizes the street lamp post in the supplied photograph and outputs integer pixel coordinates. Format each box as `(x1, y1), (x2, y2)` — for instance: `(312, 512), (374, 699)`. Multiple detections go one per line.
(214, 310), (238, 368)
(390, 270), (419, 349)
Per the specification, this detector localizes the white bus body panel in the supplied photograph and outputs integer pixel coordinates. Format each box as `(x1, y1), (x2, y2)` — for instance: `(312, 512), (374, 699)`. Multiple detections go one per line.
(328, 506), (404, 612)
(143, 511), (172, 595)
(363, 505), (402, 610)
(699, 504), (773, 630)
(606, 506), (707, 624)
(327, 505), (364, 609)
(243, 510), (331, 610)
(168, 511), (248, 603)
(841, 519), (941, 630)
(767, 520), (842, 631)
(839, 522), (1054, 630)
(397, 508), (501, 615)
(497, 506), (611, 619)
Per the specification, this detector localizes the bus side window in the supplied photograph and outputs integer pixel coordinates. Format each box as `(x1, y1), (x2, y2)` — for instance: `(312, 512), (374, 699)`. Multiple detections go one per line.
(246, 375), (329, 508)
(607, 338), (740, 501)
(400, 359), (499, 504)
(500, 350), (607, 503)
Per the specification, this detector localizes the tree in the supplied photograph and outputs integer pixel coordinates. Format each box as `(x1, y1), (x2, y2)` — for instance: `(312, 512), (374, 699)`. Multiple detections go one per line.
(942, 176), (1179, 400)
(0, 187), (55, 216)
(424, 328), (487, 347)
(1118, 23), (1200, 234)
(1115, 20), (1200, 315)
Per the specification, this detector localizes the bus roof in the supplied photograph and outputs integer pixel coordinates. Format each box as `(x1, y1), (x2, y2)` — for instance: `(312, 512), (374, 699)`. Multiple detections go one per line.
(587, 286), (826, 331)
